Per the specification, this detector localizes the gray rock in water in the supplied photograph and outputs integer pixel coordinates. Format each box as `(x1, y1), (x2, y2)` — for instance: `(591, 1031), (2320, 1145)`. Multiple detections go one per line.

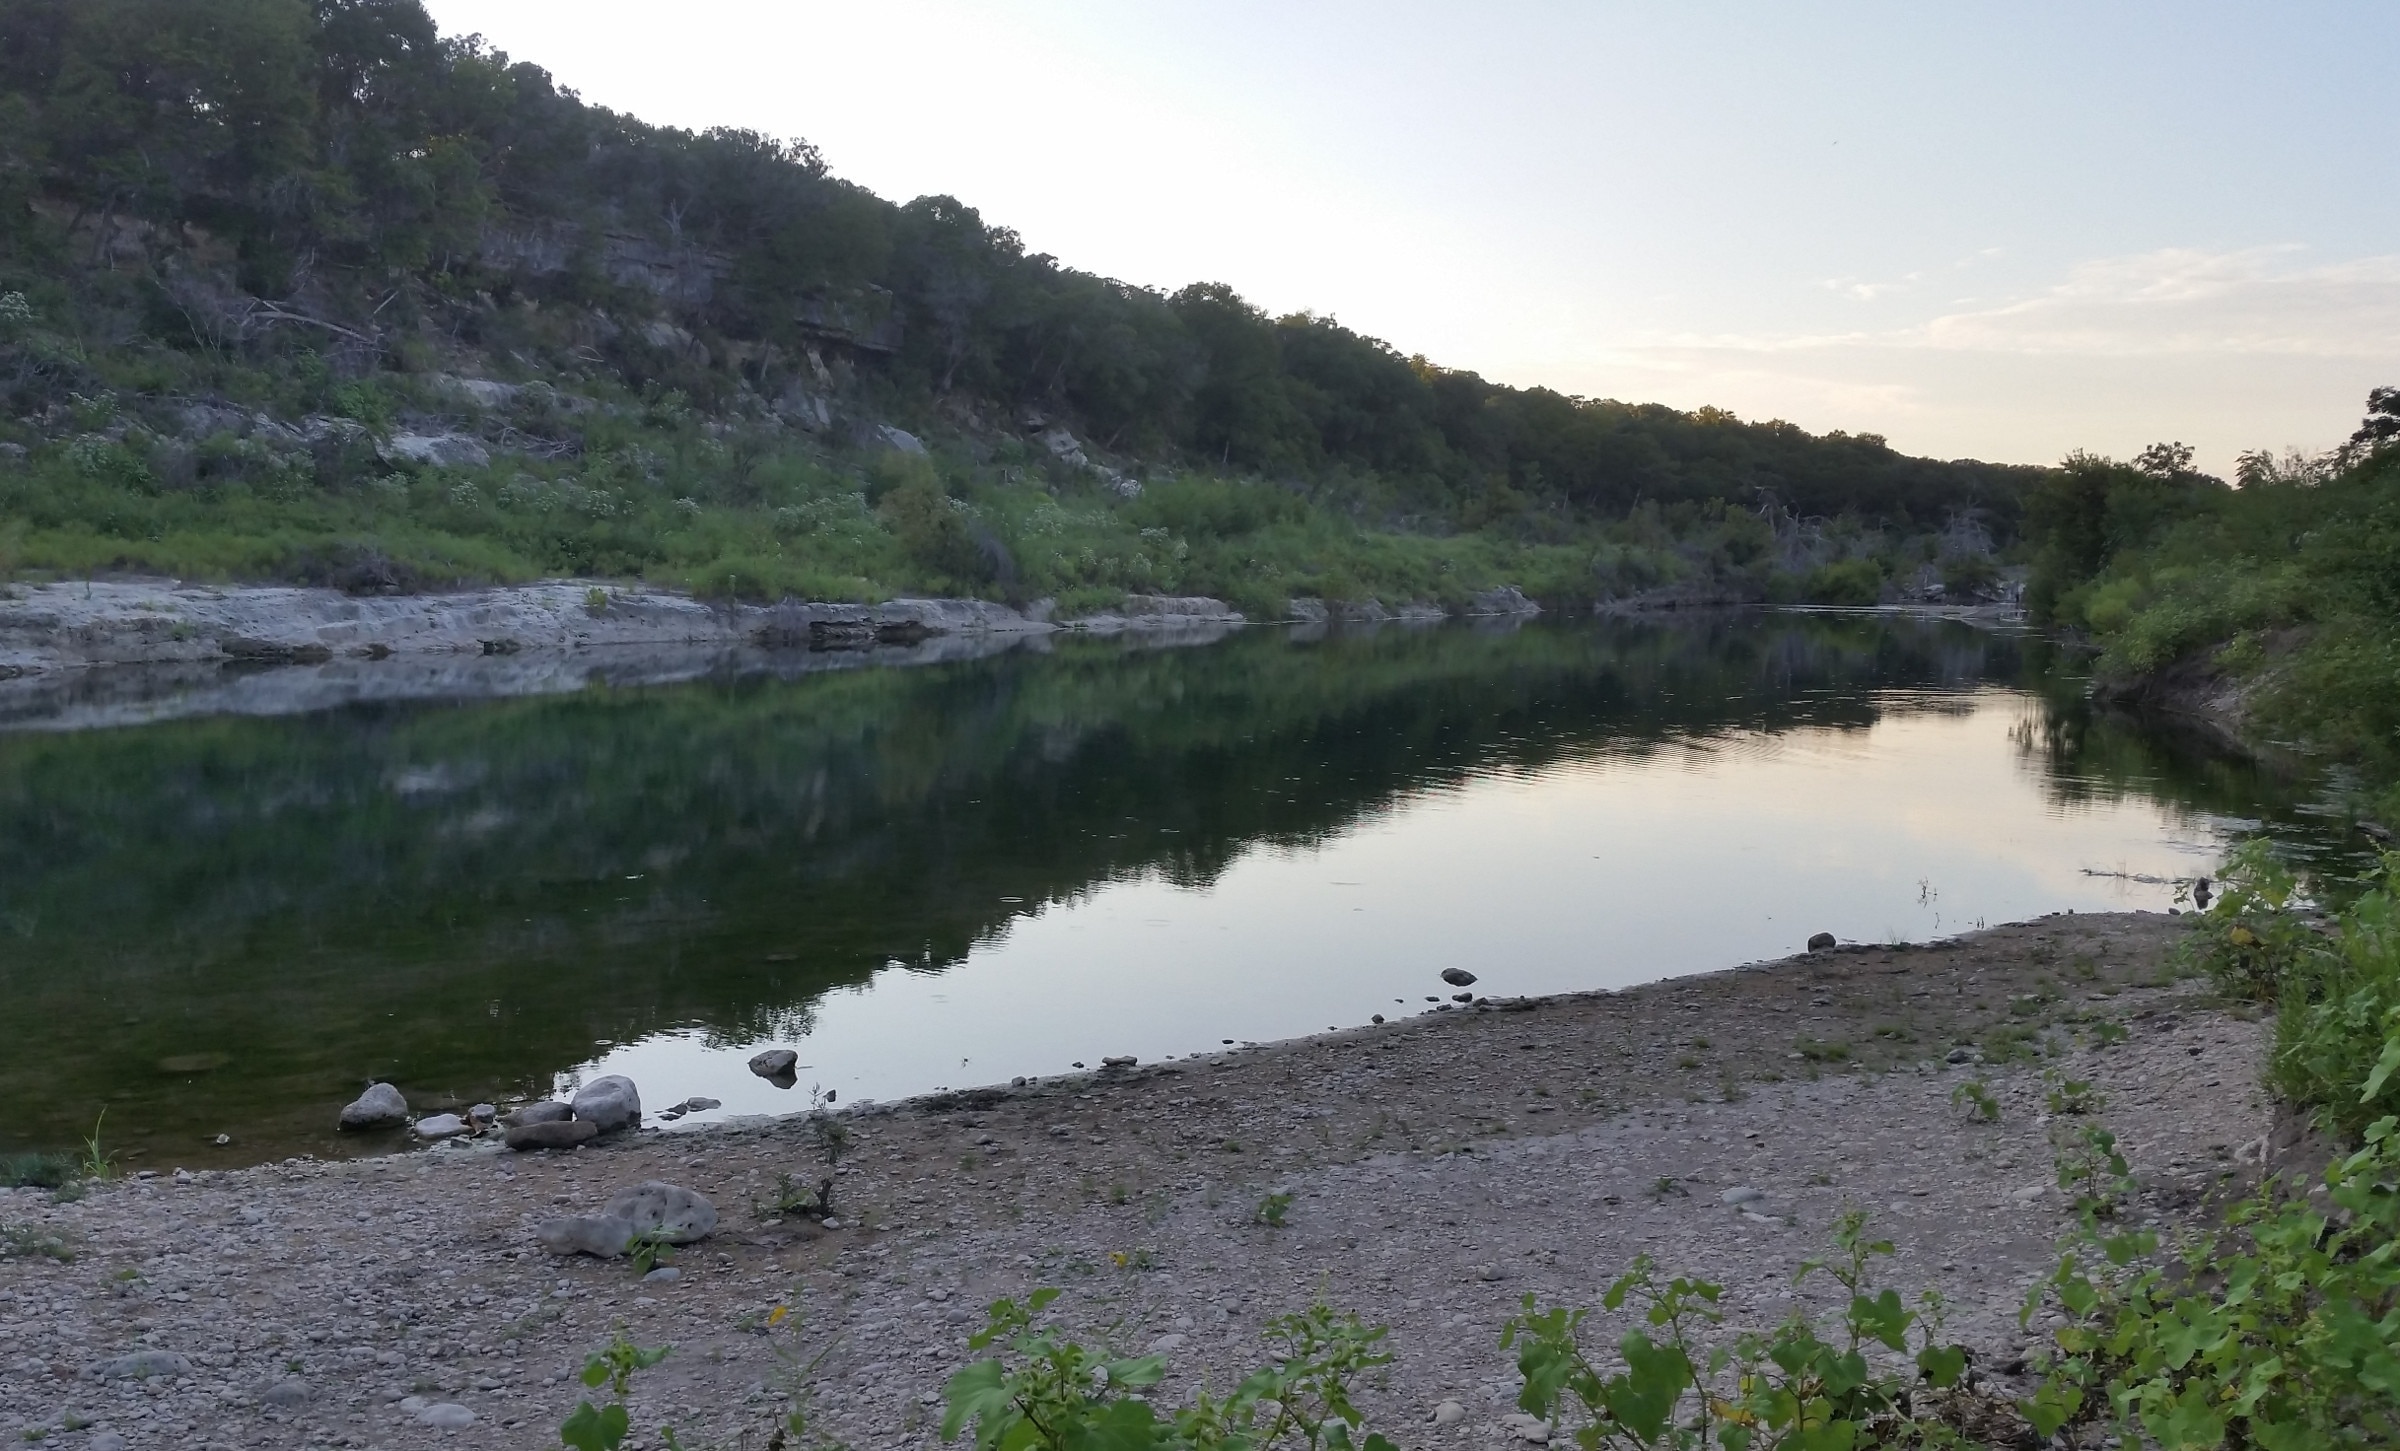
(337, 1082), (407, 1131)
(1807, 932), (1838, 952)
(1440, 967), (1478, 987)
(416, 1401), (477, 1430)
(571, 1074), (641, 1131)
(468, 1103), (497, 1123)
(261, 1377), (311, 1408)
(88, 1349), (193, 1380)
(601, 1181), (718, 1243)
(748, 1048), (799, 1079)
(680, 1096), (721, 1112)
(535, 1215), (635, 1257)
(412, 1113), (468, 1139)
(505, 1119), (600, 1152)
(1100, 1055), (1137, 1069)
(503, 1101), (572, 1128)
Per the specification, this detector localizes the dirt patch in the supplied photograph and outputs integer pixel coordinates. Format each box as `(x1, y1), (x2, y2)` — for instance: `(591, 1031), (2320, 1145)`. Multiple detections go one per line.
(0, 911), (2273, 1450)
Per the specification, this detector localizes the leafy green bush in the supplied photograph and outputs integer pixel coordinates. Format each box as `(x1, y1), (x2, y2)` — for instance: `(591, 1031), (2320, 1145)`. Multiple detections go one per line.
(2268, 855), (2400, 1141)
(942, 1289), (1397, 1451)
(1800, 558), (1883, 607)
(2180, 841), (2319, 1005)
(559, 1332), (673, 1451)
(1505, 1211), (1984, 1449)
(2023, 1119), (2400, 1449)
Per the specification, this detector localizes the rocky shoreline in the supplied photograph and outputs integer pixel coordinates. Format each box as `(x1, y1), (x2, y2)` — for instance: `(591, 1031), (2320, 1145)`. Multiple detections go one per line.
(0, 911), (2279, 1451)
(0, 578), (1545, 729)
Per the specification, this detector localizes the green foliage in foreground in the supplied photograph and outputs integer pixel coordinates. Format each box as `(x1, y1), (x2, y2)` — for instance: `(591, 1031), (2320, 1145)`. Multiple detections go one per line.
(2010, 841), (2400, 1448)
(2024, 1120), (2400, 1450)
(1507, 1212), (1979, 1449)
(945, 1291), (1398, 1451)
(2185, 842), (2400, 1142)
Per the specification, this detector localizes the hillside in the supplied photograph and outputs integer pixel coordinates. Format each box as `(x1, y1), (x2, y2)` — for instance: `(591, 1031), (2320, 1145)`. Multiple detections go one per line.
(0, 0), (2042, 614)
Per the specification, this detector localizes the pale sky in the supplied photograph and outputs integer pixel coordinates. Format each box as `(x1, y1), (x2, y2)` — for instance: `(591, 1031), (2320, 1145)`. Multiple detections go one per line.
(423, 1), (2400, 474)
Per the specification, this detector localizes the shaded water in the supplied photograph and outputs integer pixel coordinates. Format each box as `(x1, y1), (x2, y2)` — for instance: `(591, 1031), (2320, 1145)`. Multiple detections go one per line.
(0, 613), (2363, 1167)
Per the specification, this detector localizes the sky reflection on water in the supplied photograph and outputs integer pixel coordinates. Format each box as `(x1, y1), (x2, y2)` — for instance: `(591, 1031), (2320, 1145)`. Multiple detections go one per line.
(574, 688), (2230, 1121)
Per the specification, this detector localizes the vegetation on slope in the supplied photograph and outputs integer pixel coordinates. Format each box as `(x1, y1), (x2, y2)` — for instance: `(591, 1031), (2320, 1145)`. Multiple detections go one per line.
(0, 0), (2037, 611)
(2022, 397), (2400, 823)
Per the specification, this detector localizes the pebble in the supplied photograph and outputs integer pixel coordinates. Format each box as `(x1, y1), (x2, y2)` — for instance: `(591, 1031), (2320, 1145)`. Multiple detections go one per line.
(682, 1096), (722, 1111)
(261, 1377), (311, 1407)
(1807, 932), (1837, 951)
(88, 1435), (127, 1451)
(1946, 1047), (1979, 1064)
(413, 1113), (469, 1139)
(1440, 967), (1478, 986)
(644, 1266), (683, 1283)
(1719, 1186), (1765, 1206)
(416, 1401), (476, 1429)
(504, 1101), (573, 1128)
(1433, 1401), (1467, 1426)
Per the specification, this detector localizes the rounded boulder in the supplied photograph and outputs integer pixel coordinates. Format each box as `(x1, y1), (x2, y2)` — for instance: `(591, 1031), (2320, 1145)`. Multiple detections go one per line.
(601, 1180), (719, 1244)
(571, 1074), (641, 1131)
(337, 1082), (408, 1131)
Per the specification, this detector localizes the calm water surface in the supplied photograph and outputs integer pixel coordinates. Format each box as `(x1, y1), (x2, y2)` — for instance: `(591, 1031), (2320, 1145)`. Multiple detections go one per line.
(0, 613), (2364, 1165)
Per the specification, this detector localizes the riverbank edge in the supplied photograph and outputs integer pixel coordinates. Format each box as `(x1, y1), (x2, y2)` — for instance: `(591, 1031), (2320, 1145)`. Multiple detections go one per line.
(0, 577), (1556, 682)
(5, 908), (2288, 1451)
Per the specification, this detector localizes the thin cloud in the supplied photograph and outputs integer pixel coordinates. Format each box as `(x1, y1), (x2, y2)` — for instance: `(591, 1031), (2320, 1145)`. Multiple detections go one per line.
(1922, 247), (2400, 357)
(1618, 247), (2400, 361)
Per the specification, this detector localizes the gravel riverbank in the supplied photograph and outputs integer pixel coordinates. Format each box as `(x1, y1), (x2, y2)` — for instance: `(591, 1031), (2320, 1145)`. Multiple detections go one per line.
(1, 912), (2271, 1450)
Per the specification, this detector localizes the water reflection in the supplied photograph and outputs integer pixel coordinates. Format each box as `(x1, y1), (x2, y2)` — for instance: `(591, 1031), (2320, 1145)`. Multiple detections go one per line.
(0, 613), (2361, 1164)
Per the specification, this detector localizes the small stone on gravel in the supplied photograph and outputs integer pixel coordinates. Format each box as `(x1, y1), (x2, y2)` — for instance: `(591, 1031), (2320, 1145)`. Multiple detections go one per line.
(87, 1349), (194, 1380)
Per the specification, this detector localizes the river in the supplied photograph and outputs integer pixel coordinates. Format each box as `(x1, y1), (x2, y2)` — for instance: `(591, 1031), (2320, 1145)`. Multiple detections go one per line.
(0, 611), (2365, 1167)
